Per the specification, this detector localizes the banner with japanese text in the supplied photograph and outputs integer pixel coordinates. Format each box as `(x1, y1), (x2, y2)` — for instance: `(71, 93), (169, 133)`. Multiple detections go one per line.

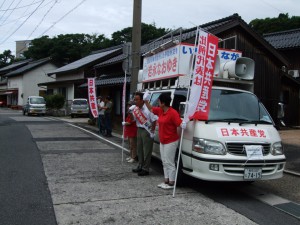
(185, 30), (219, 121)
(87, 78), (98, 118)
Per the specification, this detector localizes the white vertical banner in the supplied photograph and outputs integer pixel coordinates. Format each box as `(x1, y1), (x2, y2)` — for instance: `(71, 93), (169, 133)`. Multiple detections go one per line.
(173, 28), (218, 197)
(87, 78), (98, 118)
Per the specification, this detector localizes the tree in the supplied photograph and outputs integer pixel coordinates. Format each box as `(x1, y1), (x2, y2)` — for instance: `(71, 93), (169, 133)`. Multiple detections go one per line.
(24, 33), (111, 64)
(111, 22), (170, 45)
(249, 13), (300, 35)
(22, 23), (170, 64)
(0, 50), (15, 68)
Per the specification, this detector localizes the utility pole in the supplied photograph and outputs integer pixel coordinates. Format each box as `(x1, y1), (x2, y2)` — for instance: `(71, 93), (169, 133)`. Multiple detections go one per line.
(130, 0), (142, 95)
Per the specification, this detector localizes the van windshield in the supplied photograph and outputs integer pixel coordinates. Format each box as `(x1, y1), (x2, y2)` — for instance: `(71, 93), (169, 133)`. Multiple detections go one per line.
(208, 90), (273, 124)
(73, 100), (87, 105)
(30, 98), (45, 104)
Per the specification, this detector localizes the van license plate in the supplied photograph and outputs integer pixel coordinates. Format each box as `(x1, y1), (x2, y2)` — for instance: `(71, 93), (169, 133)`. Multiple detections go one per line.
(244, 168), (262, 180)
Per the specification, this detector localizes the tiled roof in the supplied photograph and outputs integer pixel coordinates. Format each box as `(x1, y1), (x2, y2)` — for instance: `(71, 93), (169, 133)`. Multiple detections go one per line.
(0, 59), (32, 73)
(264, 28), (300, 49)
(48, 47), (121, 75)
(79, 75), (131, 88)
(4, 58), (51, 77)
(97, 13), (287, 68)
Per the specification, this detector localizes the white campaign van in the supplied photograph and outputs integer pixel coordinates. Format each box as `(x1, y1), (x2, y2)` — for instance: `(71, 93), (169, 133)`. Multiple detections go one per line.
(138, 42), (286, 184)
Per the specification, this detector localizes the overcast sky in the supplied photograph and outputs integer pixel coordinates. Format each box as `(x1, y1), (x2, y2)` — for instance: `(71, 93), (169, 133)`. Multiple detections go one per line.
(0, 0), (299, 55)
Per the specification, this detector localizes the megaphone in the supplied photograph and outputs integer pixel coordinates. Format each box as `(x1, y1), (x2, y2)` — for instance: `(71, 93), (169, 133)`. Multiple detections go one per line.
(220, 57), (255, 80)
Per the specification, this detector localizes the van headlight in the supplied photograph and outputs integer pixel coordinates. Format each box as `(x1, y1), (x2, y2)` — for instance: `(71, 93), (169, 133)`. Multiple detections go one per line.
(271, 142), (284, 155)
(193, 138), (226, 155)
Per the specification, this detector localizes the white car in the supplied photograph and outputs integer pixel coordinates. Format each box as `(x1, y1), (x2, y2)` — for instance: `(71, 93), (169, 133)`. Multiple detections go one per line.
(23, 96), (46, 116)
(70, 98), (89, 118)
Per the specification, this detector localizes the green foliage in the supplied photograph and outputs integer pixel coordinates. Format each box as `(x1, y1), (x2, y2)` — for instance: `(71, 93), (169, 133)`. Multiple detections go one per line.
(0, 50), (15, 68)
(23, 36), (53, 61)
(22, 23), (169, 64)
(24, 33), (111, 64)
(111, 22), (170, 45)
(249, 13), (300, 35)
(45, 94), (65, 109)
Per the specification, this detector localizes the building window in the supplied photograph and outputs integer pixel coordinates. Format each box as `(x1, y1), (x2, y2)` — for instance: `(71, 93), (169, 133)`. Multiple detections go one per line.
(58, 87), (67, 98)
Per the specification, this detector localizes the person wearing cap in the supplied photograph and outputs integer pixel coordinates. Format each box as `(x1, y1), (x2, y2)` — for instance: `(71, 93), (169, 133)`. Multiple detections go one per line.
(97, 96), (105, 135)
(102, 96), (113, 137)
(122, 101), (138, 163)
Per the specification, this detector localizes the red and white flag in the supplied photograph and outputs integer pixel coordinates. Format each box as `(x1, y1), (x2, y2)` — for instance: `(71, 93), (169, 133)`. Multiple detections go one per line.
(87, 78), (98, 118)
(185, 30), (219, 122)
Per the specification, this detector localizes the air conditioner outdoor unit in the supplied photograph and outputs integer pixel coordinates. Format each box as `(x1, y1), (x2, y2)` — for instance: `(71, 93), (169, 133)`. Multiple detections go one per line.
(288, 70), (300, 78)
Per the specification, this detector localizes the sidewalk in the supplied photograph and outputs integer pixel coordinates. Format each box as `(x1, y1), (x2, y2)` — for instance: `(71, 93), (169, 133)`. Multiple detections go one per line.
(66, 117), (300, 176)
(2, 108), (299, 175)
(278, 128), (300, 175)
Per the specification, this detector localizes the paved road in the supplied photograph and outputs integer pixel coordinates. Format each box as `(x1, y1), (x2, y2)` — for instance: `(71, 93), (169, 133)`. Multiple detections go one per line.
(1, 108), (300, 225)
(0, 113), (57, 225)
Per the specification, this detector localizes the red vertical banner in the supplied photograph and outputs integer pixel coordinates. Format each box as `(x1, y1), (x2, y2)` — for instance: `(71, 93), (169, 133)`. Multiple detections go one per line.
(185, 30), (219, 121)
(87, 78), (98, 118)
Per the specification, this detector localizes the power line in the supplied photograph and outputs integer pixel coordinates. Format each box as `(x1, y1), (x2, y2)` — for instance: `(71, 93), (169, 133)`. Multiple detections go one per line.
(0, 0), (44, 12)
(0, 0), (8, 11)
(0, 0), (16, 22)
(0, 0), (46, 45)
(0, 0), (57, 27)
(27, 0), (58, 39)
(39, 0), (86, 37)
(261, 0), (284, 14)
(0, 0), (22, 26)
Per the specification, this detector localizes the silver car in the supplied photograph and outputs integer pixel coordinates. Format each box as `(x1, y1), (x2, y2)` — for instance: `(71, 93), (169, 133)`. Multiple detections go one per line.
(23, 96), (46, 116)
(70, 98), (89, 118)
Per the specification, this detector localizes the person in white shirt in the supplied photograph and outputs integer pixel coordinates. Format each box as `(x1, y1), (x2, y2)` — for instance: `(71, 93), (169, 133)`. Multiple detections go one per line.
(130, 92), (157, 176)
(97, 96), (105, 135)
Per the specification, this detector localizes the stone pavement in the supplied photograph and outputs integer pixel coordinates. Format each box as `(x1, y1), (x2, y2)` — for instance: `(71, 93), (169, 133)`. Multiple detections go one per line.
(63, 117), (300, 175)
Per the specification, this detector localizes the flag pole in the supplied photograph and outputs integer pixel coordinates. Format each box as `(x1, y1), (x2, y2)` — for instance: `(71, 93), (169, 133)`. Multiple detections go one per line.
(121, 71), (127, 164)
(173, 26), (200, 197)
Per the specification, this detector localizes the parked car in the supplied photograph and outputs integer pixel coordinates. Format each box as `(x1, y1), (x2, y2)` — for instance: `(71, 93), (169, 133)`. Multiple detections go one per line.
(70, 98), (89, 118)
(23, 96), (46, 116)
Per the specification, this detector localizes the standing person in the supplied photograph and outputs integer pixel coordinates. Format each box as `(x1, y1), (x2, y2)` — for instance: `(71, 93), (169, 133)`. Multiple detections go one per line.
(122, 101), (138, 163)
(102, 96), (113, 137)
(143, 92), (186, 189)
(129, 92), (157, 176)
(97, 96), (105, 135)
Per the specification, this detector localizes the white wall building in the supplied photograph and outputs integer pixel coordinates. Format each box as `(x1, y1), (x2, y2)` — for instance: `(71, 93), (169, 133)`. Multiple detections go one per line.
(4, 58), (58, 107)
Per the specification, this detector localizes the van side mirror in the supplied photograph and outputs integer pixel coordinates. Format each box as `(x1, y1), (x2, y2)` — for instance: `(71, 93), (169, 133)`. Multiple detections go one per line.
(277, 102), (286, 127)
(277, 102), (285, 119)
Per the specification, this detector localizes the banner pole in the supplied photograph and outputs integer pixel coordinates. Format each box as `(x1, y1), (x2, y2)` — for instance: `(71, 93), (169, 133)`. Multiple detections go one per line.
(121, 71), (127, 164)
(173, 26), (200, 198)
